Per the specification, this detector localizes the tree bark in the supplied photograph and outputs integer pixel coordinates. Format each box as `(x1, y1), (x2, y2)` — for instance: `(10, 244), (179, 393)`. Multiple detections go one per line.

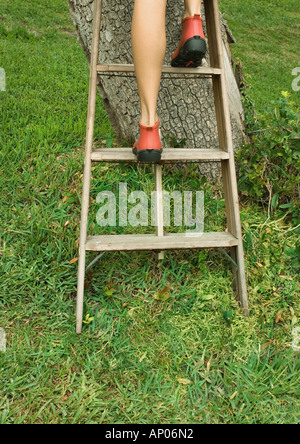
(67, 0), (245, 179)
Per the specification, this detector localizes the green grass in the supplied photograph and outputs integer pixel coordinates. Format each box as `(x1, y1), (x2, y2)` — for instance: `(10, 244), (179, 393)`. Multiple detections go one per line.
(219, 0), (300, 110)
(0, 0), (299, 424)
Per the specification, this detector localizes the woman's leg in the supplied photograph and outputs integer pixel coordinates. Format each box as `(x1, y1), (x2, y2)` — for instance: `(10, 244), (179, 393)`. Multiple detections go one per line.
(131, 0), (167, 127)
(131, 0), (202, 128)
(184, 0), (202, 18)
(171, 0), (205, 68)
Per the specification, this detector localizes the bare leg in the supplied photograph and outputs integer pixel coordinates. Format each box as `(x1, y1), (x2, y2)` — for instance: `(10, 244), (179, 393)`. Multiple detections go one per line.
(184, 0), (202, 18)
(131, 0), (202, 127)
(131, 0), (167, 127)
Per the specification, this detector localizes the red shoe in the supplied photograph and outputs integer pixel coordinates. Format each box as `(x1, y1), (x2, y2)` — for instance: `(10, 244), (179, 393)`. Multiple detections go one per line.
(132, 119), (163, 163)
(171, 14), (207, 68)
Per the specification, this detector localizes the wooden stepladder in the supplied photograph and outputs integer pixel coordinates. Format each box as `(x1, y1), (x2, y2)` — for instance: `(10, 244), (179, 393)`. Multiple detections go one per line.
(75, 0), (249, 334)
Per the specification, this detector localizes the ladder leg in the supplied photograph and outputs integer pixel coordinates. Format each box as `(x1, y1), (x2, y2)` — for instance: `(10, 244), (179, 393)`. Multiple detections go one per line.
(224, 162), (249, 316)
(229, 240), (249, 315)
(221, 155), (249, 314)
(76, 0), (103, 334)
(204, 0), (249, 315)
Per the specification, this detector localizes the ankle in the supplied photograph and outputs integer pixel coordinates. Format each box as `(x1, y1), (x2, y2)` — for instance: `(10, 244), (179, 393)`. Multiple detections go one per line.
(140, 114), (159, 127)
(183, 11), (201, 19)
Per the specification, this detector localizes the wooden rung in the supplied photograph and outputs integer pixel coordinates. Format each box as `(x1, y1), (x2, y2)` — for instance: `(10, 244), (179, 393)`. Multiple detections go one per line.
(91, 148), (229, 163)
(96, 64), (222, 76)
(85, 232), (238, 252)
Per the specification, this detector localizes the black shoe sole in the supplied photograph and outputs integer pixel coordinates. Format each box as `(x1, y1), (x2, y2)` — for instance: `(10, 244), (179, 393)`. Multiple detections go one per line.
(171, 36), (207, 68)
(132, 147), (162, 163)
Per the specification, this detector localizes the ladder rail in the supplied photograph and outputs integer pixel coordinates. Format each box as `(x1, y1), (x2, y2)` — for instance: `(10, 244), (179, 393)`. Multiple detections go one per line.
(204, 0), (248, 313)
(76, 0), (103, 334)
(205, 0), (241, 237)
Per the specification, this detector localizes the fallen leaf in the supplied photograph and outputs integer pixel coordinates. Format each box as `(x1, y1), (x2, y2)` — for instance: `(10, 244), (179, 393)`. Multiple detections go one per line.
(104, 287), (114, 296)
(128, 308), (136, 317)
(63, 220), (70, 229)
(177, 378), (192, 385)
(159, 285), (171, 295)
(139, 352), (147, 363)
(230, 391), (238, 400)
(106, 280), (116, 289)
(260, 342), (270, 352)
(279, 275), (293, 281)
(275, 310), (284, 323)
(82, 314), (94, 324)
(202, 294), (215, 301)
(69, 257), (79, 265)
(291, 315), (298, 326)
(153, 286), (171, 301)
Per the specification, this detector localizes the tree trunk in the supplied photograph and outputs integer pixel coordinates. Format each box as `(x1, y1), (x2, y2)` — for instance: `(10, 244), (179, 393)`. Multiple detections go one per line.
(67, 0), (245, 179)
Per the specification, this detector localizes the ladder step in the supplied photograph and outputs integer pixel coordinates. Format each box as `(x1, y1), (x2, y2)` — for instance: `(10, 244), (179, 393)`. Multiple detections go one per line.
(85, 232), (238, 252)
(91, 148), (229, 162)
(96, 64), (222, 76)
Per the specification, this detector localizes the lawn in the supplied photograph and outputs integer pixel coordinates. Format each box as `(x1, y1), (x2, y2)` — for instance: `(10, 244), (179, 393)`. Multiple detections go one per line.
(219, 0), (300, 110)
(0, 0), (299, 424)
